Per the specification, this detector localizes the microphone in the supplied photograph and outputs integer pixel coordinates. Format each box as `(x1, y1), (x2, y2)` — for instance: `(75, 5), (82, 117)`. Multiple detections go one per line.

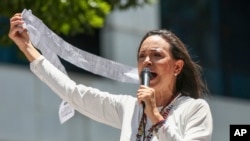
(140, 67), (151, 108)
(141, 67), (151, 87)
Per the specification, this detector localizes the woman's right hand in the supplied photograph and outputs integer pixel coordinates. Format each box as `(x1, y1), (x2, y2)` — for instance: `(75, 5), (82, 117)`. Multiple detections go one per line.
(8, 13), (30, 52)
(8, 13), (41, 62)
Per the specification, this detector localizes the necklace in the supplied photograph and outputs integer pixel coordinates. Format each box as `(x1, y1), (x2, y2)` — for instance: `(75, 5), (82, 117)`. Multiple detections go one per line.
(136, 93), (181, 141)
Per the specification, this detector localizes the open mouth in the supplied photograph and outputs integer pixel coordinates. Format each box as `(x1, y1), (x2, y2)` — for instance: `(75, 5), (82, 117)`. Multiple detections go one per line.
(150, 72), (158, 80)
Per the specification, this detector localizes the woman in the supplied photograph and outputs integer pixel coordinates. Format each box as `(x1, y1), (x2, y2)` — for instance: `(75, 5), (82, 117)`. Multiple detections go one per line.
(9, 13), (213, 141)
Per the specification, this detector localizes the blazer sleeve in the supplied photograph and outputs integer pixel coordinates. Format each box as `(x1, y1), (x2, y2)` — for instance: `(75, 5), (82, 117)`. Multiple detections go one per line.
(30, 56), (127, 129)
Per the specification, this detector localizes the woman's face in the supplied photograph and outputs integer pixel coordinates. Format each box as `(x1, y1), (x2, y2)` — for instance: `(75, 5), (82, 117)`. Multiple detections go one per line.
(137, 35), (183, 90)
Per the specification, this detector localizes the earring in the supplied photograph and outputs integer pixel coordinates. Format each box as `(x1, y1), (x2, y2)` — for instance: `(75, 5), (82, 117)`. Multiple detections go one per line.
(174, 73), (177, 76)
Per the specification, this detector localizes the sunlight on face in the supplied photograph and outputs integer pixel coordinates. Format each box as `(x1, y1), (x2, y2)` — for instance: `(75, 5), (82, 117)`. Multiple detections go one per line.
(137, 35), (177, 88)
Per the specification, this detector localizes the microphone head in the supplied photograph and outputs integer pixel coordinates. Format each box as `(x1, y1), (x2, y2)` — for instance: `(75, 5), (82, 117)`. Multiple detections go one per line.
(140, 67), (151, 86)
(142, 67), (150, 73)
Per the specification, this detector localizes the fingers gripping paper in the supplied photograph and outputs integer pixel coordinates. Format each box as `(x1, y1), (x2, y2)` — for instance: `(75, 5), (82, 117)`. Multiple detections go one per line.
(21, 9), (139, 123)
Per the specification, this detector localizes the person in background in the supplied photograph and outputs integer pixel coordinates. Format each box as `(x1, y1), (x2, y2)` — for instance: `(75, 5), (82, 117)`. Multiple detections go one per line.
(9, 13), (213, 141)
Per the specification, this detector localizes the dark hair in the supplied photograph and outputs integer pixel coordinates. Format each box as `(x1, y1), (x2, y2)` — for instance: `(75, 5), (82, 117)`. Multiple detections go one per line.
(137, 29), (209, 99)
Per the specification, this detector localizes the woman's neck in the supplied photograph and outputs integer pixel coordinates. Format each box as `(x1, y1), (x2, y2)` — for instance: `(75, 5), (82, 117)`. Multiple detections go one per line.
(156, 90), (176, 107)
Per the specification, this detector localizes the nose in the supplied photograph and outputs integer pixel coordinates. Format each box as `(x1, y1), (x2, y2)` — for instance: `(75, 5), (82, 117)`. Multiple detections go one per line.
(143, 56), (152, 67)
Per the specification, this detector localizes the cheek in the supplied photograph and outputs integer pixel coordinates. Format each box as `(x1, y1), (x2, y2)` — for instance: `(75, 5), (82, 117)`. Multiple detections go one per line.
(158, 60), (175, 73)
(137, 62), (143, 73)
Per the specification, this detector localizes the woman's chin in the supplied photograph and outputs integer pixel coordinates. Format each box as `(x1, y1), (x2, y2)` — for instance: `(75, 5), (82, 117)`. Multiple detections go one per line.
(149, 78), (158, 87)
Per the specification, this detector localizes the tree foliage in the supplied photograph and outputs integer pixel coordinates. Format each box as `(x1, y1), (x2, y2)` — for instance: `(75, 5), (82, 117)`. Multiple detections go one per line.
(0, 0), (154, 45)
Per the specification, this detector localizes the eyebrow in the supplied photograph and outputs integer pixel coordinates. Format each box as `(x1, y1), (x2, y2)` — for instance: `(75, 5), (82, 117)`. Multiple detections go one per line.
(139, 47), (163, 53)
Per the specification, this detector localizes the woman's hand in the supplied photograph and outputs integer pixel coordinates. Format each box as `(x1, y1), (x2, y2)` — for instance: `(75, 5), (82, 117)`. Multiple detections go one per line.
(8, 13), (41, 62)
(9, 13), (30, 51)
(137, 85), (164, 124)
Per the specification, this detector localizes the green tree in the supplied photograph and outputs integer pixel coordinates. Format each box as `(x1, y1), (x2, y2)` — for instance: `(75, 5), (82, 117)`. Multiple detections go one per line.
(0, 0), (154, 45)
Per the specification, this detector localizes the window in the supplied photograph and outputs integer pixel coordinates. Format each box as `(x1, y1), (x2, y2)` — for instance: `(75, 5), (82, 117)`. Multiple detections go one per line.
(160, 0), (250, 99)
